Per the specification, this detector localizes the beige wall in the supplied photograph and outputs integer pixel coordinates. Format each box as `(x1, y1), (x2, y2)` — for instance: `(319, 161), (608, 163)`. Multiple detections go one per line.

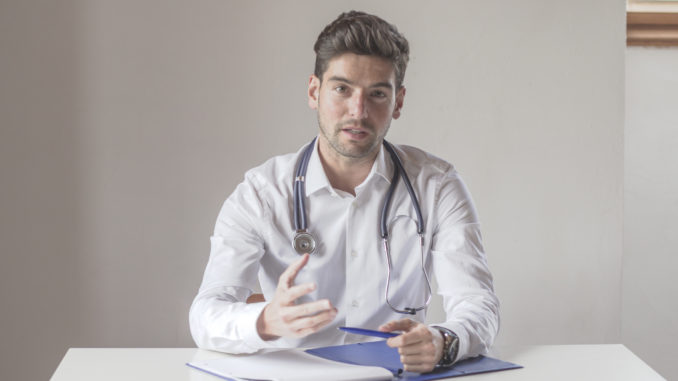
(0, 1), (83, 379)
(624, 46), (678, 380)
(1, 1), (626, 380)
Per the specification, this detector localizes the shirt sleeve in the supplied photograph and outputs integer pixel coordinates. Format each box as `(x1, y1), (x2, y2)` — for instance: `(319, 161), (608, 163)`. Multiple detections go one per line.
(189, 173), (281, 353)
(429, 169), (500, 362)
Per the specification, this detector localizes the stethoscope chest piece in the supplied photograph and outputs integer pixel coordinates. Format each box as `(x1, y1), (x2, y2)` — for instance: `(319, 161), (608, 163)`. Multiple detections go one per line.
(293, 231), (316, 254)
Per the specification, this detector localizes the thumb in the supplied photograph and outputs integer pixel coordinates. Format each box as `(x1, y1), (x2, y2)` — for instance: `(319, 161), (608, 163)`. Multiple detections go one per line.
(279, 253), (310, 288)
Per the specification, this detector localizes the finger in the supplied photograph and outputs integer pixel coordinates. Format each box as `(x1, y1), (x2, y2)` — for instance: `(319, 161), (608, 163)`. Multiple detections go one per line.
(386, 331), (431, 348)
(290, 307), (338, 332)
(387, 328), (427, 348)
(400, 352), (437, 364)
(398, 340), (437, 359)
(294, 320), (329, 337)
(398, 344), (430, 356)
(386, 322), (433, 348)
(380, 318), (416, 332)
(404, 362), (435, 374)
(388, 334), (422, 348)
(285, 299), (334, 318)
(297, 308), (338, 335)
(279, 253), (310, 288)
(403, 357), (437, 374)
(281, 282), (316, 304)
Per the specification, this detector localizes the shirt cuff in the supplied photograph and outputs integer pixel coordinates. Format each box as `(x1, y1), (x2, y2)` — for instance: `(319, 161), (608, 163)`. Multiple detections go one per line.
(432, 321), (470, 362)
(237, 301), (278, 350)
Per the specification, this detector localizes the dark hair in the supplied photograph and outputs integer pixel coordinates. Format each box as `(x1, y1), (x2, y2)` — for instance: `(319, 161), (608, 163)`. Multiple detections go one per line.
(313, 11), (410, 88)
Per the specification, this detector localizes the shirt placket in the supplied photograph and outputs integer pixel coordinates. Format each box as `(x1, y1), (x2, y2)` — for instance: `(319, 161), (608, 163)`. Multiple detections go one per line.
(344, 194), (366, 328)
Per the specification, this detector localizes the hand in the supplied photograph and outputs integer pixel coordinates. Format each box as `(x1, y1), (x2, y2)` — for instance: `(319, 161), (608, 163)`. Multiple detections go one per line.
(379, 318), (444, 373)
(256, 253), (337, 340)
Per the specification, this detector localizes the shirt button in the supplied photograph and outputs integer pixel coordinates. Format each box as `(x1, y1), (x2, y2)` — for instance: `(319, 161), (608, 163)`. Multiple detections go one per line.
(351, 250), (358, 258)
(351, 300), (359, 308)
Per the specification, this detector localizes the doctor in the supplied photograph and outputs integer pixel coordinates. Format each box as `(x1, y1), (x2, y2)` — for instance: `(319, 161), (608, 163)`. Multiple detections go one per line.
(190, 11), (499, 373)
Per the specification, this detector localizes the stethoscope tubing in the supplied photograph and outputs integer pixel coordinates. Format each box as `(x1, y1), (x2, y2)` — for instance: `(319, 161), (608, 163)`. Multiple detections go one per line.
(292, 137), (431, 315)
(381, 140), (425, 237)
(294, 138), (425, 235)
(294, 137), (316, 233)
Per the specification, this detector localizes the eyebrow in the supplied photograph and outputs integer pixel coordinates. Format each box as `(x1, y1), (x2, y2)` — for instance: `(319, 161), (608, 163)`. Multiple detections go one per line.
(327, 76), (393, 90)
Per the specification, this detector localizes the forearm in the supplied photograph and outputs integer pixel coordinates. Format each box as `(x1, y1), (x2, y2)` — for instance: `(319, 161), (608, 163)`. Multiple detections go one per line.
(189, 286), (272, 354)
(431, 223), (500, 361)
(434, 290), (499, 361)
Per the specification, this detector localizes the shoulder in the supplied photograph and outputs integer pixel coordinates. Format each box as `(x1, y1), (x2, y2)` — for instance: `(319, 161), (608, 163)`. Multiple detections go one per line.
(389, 143), (456, 179)
(219, 149), (301, 220)
(243, 150), (299, 190)
(390, 143), (475, 219)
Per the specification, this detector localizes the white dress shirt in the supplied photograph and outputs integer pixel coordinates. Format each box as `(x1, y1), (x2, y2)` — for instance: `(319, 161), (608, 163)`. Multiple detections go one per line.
(189, 138), (499, 362)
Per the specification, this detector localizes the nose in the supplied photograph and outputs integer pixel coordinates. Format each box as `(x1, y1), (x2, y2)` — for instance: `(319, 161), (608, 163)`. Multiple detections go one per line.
(349, 91), (368, 119)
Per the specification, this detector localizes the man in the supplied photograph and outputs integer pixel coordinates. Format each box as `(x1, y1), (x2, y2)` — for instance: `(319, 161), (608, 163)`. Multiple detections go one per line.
(190, 11), (499, 373)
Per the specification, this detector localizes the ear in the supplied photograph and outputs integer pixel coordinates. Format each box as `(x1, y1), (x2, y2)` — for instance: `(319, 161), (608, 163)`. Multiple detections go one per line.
(308, 75), (320, 110)
(392, 86), (406, 119)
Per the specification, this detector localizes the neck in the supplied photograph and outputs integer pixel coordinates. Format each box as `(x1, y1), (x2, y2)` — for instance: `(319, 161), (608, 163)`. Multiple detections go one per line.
(317, 139), (378, 196)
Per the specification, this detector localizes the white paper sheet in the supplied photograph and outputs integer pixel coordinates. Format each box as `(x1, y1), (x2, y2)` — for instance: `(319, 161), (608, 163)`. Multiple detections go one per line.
(187, 349), (392, 381)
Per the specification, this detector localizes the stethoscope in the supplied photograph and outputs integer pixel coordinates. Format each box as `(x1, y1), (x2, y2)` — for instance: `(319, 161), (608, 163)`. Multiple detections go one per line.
(292, 137), (432, 315)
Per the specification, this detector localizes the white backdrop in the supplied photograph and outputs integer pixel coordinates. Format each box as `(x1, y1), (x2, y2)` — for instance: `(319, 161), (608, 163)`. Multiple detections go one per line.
(0, 1), (627, 380)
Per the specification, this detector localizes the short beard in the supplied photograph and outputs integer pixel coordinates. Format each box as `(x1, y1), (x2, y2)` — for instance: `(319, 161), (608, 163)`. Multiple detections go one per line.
(318, 116), (384, 159)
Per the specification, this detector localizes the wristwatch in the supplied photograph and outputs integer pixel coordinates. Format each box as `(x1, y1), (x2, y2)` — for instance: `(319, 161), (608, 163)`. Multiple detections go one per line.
(433, 326), (459, 367)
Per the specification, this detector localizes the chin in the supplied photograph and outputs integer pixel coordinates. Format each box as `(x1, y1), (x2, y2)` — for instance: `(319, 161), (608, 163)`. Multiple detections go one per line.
(340, 143), (378, 159)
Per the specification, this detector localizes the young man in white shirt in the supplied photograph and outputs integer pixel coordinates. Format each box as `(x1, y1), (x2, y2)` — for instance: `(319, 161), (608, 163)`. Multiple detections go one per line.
(190, 11), (499, 373)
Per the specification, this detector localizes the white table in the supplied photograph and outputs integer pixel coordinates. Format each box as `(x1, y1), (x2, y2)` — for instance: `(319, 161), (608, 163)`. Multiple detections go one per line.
(50, 344), (665, 380)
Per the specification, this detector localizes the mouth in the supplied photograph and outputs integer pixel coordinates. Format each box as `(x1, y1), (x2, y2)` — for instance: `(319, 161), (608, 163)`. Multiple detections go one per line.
(340, 128), (369, 141)
(342, 128), (367, 135)
(339, 122), (371, 137)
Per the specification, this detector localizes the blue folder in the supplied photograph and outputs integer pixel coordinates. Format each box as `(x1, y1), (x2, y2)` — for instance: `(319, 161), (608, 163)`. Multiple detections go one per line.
(305, 340), (522, 380)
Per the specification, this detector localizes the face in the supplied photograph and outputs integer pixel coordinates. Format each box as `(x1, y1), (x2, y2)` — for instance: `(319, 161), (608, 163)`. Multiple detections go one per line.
(308, 53), (405, 162)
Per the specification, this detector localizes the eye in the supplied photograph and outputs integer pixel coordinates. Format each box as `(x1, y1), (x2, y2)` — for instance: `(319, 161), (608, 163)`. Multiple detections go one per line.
(334, 85), (347, 93)
(371, 90), (387, 98)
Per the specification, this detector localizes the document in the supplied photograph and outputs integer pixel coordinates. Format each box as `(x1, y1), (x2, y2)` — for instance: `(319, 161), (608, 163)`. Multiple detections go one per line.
(187, 349), (392, 381)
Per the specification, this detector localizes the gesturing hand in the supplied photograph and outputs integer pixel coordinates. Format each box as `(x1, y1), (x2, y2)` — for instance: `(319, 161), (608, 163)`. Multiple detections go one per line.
(380, 318), (444, 373)
(256, 253), (337, 340)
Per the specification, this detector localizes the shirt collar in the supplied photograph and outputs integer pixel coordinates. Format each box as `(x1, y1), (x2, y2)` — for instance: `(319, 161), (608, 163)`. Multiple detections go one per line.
(304, 137), (394, 197)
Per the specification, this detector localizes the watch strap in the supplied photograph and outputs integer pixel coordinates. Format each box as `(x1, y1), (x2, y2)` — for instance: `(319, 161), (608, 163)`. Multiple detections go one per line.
(432, 326), (459, 367)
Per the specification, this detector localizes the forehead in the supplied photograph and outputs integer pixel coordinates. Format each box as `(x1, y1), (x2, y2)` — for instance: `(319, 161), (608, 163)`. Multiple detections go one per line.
(322, 53), (396, 86)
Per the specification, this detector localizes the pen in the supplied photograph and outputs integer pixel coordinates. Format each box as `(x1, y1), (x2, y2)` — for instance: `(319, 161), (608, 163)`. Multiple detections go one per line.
(338, 326), (399, 339)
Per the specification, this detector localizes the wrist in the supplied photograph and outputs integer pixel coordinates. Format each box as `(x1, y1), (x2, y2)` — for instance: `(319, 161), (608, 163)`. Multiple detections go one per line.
(432, 326), (459, 367)
(256, 305), (278, 341)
